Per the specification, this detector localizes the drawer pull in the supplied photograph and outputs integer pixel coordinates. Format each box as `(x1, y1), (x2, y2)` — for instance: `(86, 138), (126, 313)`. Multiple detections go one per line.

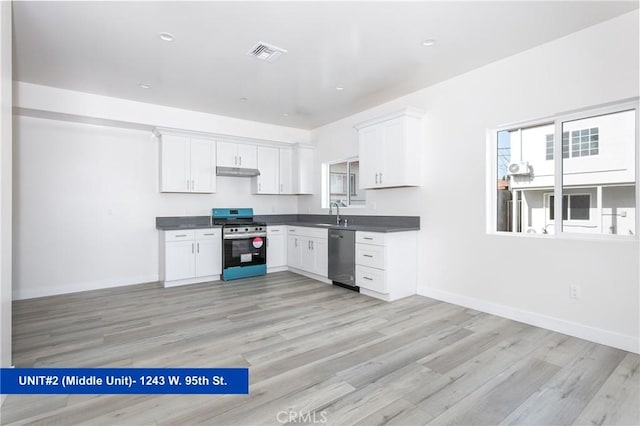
(363, 237), (373, 240)
(363, 276), (373, 280)
(271, 229), (280, 232)
(175, 234), (187, 237)
(203, 233), (214, 236)
(363, 254), (373, 258)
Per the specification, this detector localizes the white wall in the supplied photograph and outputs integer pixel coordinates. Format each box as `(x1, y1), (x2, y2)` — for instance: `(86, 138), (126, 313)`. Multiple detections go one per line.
(13, 116), (300, 300)
(0, 0), (12, 382)
(300, 11), (639, 351)
(15, 82), (309, 145)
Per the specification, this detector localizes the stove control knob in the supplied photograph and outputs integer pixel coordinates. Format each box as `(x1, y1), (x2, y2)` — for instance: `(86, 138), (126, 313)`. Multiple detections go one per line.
(245, 228), (248, 231)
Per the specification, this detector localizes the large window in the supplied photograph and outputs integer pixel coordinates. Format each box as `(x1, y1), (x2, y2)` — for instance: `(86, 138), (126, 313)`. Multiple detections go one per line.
(324, 158), (365, 208)
(492, 102), (637, 237)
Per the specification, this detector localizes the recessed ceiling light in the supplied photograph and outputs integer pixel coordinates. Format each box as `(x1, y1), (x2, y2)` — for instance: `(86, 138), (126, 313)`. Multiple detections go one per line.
(283, 113), (289, 117)
(336, 87), (345, 91)
(138, 83), (150, 89)
(159, 32), (174, 42)
(240, 97), (248, 101)
(422, 39), (436, 47)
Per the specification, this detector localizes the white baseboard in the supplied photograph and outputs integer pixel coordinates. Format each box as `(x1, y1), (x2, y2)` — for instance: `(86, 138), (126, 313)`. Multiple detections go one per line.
(267, 266), (288, 274)
(418, 286), (639, 354)
(12, 275), (160, 300)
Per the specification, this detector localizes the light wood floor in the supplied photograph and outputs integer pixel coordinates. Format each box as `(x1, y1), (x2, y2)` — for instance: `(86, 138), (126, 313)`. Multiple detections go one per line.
(2, 272), (638, 425)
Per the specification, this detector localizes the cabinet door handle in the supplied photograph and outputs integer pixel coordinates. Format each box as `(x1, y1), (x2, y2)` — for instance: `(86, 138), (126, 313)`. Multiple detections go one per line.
(175, 234), (187, 237)
(375, 173), (379, 184)
(234, 155), (238, 165)
(192, 243), (194, 253)
(363, 254), (373, 258)
(197, 243), (200, 253)
(379, 172), (383, 183)
(258, 183), (261, 192)
(280, 183), (283, 193)
(191, 180), (195, 190)
(311, 240), (314, 250)
(187, 179), (190, 190)
(295, 238), (298, 248)
(239, 156), (242, 165)
(363, 276), (373, 281)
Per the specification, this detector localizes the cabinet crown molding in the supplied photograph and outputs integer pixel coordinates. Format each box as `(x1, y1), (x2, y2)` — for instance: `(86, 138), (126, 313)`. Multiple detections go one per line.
(353, 106), (425, 130)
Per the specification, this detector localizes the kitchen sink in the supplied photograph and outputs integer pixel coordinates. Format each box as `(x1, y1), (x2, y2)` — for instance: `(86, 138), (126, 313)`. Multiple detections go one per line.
(314, 223), (334, 227)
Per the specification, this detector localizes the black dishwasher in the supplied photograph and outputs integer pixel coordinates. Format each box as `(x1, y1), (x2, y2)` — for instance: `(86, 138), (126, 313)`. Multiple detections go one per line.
(328, 229), (358, 291)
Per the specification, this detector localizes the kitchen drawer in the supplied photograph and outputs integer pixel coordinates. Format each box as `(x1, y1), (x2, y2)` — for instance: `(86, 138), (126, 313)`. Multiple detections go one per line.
(288, 226), (327, 239)
(356, 231), (386, 246)
(195, 229), (221, 240)
(268, 226), (287, 235)
(356, 265), (387, 294)
(356, 243), (385, 269)
(164, 230), (195, 242)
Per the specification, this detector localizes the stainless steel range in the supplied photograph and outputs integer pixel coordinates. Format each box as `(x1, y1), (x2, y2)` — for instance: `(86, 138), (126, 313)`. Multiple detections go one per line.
(212, 208), (267, 281)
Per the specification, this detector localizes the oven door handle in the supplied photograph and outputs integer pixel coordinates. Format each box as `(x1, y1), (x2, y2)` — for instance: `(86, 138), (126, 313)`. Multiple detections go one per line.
(224, 233), (267, 240)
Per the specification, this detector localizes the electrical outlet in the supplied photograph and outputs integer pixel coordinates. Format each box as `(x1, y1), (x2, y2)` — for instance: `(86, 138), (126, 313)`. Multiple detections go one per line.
(569, 284), (581, 299)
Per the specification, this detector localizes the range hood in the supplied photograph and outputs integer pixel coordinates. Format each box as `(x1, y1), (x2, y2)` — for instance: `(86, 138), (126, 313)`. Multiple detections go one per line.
(216, 166), (261, 177)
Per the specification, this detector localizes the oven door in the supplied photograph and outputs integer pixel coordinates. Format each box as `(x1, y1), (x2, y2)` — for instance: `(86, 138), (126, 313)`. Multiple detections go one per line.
(223, 235), (267, 269)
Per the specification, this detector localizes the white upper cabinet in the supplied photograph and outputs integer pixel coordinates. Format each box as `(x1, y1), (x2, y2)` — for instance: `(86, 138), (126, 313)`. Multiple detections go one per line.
(160, 134), (216, 193)
(355, 107), (424, 189)
(279, 148), (293, 194)
(293, 145), (314, 194)
(217, 140), (257, 169)
(189, 138), (216, 193)
(216, 141), (237, 168)
(253, 146), (280, 194)
(253, 144), (314, 195)
(237, 144), (258, 168)
(158, 128), (314, 195)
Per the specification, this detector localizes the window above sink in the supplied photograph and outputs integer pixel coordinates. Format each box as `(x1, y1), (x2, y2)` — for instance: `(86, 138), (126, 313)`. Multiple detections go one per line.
(322, 157), (366, 209)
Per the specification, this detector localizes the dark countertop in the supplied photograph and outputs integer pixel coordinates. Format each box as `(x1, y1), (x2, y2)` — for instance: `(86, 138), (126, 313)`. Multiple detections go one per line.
(270, 221), (419, 233)
(156, 214), (419, 233)
(157, 224), (222, 231)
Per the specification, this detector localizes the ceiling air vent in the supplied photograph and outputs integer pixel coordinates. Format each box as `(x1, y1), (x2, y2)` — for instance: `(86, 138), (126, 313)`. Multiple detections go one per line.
(247, 41), (287, 63)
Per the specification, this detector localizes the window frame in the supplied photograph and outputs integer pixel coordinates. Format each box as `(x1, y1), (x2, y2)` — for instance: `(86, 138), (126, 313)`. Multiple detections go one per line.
(487, 98), (639, 240)
(323, 157), (365, 209)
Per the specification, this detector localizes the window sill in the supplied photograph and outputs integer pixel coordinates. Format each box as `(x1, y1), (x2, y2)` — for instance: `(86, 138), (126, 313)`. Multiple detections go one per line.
(488, 231), (637, 242)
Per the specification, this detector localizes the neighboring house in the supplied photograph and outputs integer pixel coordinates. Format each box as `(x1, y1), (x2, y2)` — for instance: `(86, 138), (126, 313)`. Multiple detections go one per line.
(507, 109), (636, 235)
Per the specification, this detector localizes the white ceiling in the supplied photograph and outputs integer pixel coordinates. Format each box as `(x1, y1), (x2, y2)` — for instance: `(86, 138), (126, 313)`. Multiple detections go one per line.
(12, 1), (638, 130)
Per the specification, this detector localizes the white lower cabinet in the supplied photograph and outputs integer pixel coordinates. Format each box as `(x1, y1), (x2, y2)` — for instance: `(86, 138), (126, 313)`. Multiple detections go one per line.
(355, 231), (418, 301)
(161, 229), (222, 287)
(287, 226), (328, 280)
(165, 239), (196, 281)
(267, 226), (287, 271)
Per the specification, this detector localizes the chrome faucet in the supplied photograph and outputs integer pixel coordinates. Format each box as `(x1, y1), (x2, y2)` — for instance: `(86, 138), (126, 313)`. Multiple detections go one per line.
(329, 201), (341, 225)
